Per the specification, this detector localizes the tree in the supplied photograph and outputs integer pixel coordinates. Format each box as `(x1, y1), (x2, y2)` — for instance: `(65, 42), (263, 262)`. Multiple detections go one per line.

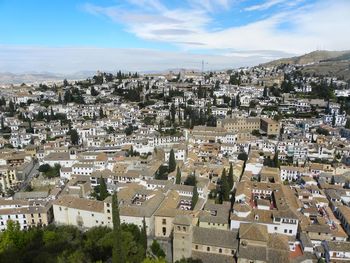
(150, 240), (165, 258)
(63, 79), (69, 87)
(175, 166), (181, 184)
(112, 193), (125, 263)
(263, 86), (268, 98)
(98, 176), (109, 201)
(252, 129), (261, 137)
(8, 100), (15, 115)
(236, 94), (241, 107)
(90, 86), (99, 96)
(332, 112), (336, 127)
(140, 217), (147, 257)
(1, 116), (4, 131)
(155, 165), (168, 180)
(99, 107), (105, 118)
(125, 124), (133, 136)
(219, 168), (230, 203)
(64, 90), (72, 104)
(58, 93), (62, 104)
(170, 103), (176, 124)
(38, 164), (51, 173)
(26, 118), (33, 133)
(184, 174), (196, 186)
(237, 152), (248, 161)
(0, 222), (146, 262)
(316, 127), (330, 136)
(0, 96), (6, 107)
(168, 149), (176, 173)
(191, 186), (198, 210)
(50, 107), (54, 119)
(273, 150), (280, 168)
(69, 129), (80, 145)
(228, 163), (234, 190)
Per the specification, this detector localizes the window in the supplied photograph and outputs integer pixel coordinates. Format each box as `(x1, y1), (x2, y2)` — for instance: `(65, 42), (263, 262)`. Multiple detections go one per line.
(107, 209), (110, 213)
(289, 230), (292, 234)
(92, 214), (94, 217)
(195, 245), (198, 250)
(284, 229), (287, 233)
(162, 227), (166, 236)
(207, 247), (210, 252)
(183, 227), (186, 231)
(274, 227), (277, 231)
(219, 248), (222, 253)
(162, 219), (166, 225)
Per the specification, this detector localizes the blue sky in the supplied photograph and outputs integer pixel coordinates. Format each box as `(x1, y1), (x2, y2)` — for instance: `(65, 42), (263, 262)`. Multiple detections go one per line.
(0, 0), (349, 73)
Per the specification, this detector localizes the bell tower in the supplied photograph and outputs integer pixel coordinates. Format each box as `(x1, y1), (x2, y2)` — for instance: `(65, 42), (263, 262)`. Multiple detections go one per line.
(172, 215), (193, 262)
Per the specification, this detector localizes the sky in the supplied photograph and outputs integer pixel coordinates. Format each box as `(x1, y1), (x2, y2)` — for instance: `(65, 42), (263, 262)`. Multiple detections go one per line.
(0, 0), (350, 73)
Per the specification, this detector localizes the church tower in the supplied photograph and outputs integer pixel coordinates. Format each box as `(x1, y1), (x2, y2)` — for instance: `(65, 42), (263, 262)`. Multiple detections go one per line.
(173, 215), (193, 262)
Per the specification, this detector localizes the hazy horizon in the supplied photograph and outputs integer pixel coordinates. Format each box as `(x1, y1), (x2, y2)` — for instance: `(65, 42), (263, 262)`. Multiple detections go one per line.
(1, 0), (350, 73)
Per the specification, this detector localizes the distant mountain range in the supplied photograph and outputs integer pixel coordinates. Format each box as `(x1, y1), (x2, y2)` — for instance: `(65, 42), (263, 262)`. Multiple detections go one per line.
(0, 71), (96, 86)
(262, 50), (350, 81)
(1, 50), (350, 85)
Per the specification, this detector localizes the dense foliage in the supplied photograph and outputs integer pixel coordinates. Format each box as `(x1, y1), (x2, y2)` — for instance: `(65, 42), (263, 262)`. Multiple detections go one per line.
(0, 221), (147, 263)
(38, 164), (61, 178)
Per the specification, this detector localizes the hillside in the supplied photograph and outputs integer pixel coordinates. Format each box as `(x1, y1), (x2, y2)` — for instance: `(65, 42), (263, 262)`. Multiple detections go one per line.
(262, 50), (350, 80)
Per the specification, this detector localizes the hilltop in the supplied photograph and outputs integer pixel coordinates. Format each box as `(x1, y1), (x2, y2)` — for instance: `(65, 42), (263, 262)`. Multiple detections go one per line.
(262, 50), (350, 80)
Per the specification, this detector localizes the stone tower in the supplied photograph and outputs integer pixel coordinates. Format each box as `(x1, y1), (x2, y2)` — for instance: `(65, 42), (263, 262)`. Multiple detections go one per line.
(172, 215), (193, 262)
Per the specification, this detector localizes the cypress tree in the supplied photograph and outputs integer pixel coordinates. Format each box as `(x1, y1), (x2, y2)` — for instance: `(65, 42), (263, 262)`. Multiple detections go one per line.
(140, 217), (147, 257)
(228, 163), (234, 190)
(263, 86), (268, 97)
(236, 94), (241, 107)
(170, 103), (176, 124)
(168, 149), (176, 173)
(70, 129), (80, 145)
(1, 116), (4, 131)
(273, 150), (280, 168)
(99, 107), (104, 118)
(332, 112), (336, 127)
(112, 192), (125, 263)
(98, 176), (109, 201)
(9, 100), (15, 115)
(175, 166), (181, 184)
(220, 168), (230, 203)
(50, 107), (54, 120)
(191, 186), (198, 210)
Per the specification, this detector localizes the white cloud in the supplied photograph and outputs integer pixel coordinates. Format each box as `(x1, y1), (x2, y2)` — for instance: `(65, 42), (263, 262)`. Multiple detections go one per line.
(84, 0), (350, 55)
(244, 0), (286, 11)
(188, 0), (232, 12)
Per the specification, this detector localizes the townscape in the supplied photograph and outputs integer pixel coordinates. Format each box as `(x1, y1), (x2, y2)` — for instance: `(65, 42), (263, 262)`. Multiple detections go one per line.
(1, 57), (350, 263)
